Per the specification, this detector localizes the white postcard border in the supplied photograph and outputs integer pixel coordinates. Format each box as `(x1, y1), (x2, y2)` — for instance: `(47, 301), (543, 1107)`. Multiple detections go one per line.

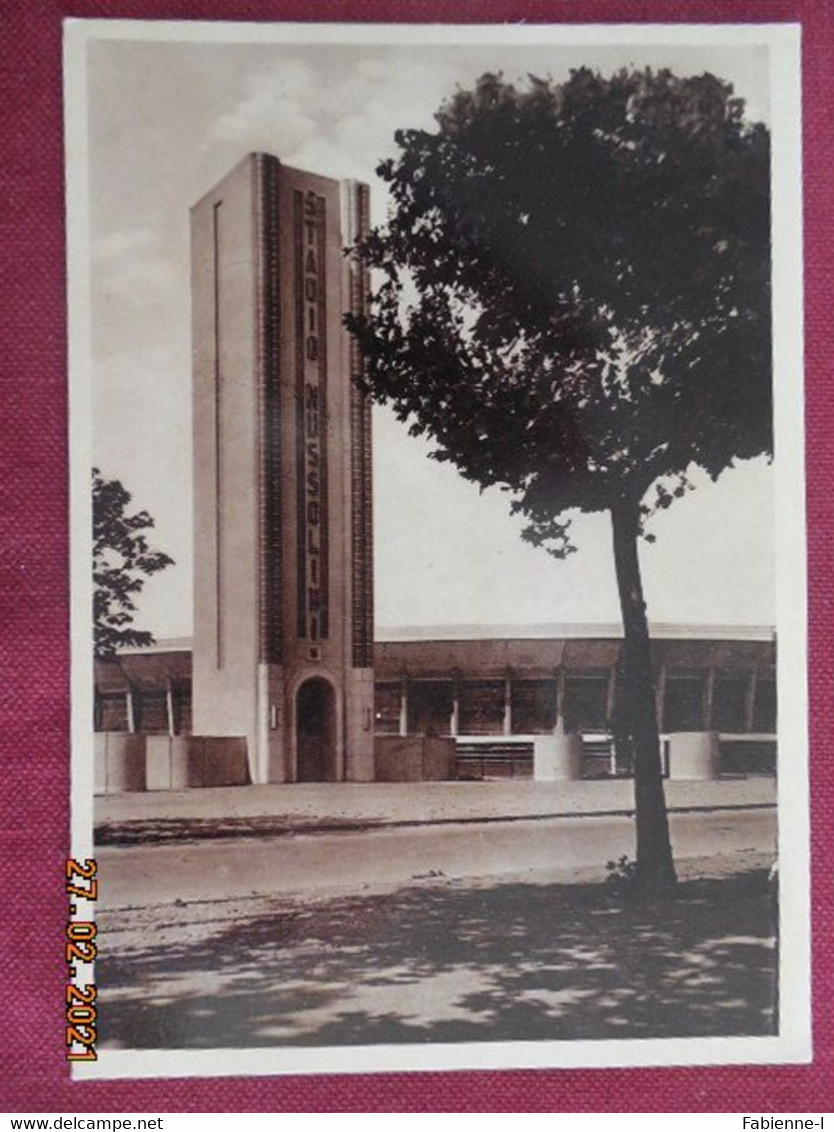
(65, 17), (809, 1080)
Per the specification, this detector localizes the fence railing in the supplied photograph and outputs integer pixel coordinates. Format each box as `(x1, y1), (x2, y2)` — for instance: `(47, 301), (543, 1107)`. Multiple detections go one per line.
(452, 733), (775, 780)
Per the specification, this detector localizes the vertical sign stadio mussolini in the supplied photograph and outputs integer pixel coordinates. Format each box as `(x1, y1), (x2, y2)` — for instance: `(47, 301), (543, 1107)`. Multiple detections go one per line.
(191, 154), (374, 784)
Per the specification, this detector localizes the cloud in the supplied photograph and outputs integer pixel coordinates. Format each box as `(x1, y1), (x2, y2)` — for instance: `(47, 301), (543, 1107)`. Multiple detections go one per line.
(92, 225), (181, 308)
(210, 61), (320, 155)
(205, 51), (463, 192)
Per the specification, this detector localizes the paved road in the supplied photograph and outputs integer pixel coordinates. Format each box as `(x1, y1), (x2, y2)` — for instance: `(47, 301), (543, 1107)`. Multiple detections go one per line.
(97, 808), (776, 909)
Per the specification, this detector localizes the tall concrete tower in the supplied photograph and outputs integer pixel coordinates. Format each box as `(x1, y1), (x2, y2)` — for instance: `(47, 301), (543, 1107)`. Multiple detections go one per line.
(191, 154), (374, 784)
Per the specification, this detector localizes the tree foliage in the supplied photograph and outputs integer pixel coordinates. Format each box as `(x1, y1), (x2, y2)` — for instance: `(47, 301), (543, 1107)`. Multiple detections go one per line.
(92, 468), (174, 660)
(349, 68), (771, 893)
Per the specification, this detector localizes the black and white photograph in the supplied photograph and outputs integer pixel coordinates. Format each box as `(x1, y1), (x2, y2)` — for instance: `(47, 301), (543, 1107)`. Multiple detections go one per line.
(64, 19), (808, 1079)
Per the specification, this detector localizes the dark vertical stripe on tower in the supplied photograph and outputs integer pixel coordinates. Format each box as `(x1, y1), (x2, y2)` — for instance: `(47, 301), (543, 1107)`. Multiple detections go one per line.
(294, 190), (307, 639)
(316, 194), (330, 640)
(257, 156), (282, 664)
(350, 182), (374, 669)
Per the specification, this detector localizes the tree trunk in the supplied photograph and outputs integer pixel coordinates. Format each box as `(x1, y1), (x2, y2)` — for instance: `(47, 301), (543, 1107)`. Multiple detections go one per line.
(610, 496), (678, 896)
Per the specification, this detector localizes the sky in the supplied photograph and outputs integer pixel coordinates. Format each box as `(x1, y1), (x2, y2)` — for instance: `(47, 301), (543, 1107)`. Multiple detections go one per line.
(79, 25), (779, 639)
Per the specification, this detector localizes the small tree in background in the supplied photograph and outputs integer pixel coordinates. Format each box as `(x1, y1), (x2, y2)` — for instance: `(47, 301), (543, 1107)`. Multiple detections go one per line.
(348, 68), (771, 895)
(93, 468), (174, 660)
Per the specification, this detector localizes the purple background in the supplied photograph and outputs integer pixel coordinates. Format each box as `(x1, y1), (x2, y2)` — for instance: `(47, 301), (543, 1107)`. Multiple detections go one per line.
(1, 0), (830, 1112)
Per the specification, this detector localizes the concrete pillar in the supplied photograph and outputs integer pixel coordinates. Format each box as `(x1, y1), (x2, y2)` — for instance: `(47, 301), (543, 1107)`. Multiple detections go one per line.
(667, 730), (721, 779)
(125, 688), (136, 734)
(399, 678), (408, 737)
(745, 669), (758, 731)
(555, 669), (565, 728)
(704, 667), (715, 730)
(165, 678), (176, 737)
(534, 732), (584, 780)
(605, 666), (616, 722)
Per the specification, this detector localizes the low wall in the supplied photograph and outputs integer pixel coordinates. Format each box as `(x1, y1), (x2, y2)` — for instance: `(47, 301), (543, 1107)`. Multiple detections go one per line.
(667, 731), (721, 780)
(94, 733), (250, 794)
(374, 735), (457, 782)
(94, 733), (146, 794)
(533, 733), (584, 780)
(719, 738), (777, 775)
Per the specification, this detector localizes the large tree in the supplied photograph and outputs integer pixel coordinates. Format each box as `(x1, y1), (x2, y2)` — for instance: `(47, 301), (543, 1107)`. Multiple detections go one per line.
(348, 68), (771, 894)
(93, 468), (174, 660)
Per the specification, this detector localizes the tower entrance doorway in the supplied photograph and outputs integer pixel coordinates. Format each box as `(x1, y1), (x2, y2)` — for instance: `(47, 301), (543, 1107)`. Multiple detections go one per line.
(296, 678), (337, 782)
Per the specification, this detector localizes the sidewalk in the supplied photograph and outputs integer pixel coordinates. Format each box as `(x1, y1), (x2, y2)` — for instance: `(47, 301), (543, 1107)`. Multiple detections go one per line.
(95, 776), (776, 843)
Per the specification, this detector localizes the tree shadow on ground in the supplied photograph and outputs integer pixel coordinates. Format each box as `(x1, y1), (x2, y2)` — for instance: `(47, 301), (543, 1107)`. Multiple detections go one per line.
(98, 870), (776, 1049)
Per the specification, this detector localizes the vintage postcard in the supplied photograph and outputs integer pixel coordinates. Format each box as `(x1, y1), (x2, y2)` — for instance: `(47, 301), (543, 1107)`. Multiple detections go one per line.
(64, 19), (807, 1080)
